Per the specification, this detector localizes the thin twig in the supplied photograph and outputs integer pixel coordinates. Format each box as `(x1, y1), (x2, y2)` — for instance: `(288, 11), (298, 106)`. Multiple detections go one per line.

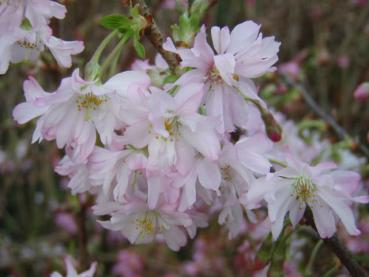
(305, 210), (368, 277)
(282, 75), (369, 159)
(129, 0), (180, 72)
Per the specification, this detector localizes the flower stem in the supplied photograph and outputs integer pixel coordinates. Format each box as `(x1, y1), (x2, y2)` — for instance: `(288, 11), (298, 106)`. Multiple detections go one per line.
(100, 34), (130, 80)
(85, 30), (119, 80)
(304, 239), (323, 276)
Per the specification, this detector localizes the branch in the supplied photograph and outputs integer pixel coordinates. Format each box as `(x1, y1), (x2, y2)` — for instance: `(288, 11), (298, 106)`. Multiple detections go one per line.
(305, 210), (368, 277)
(77, 198), (89, 270)
(282, 75), (369, 159)
(129, 0), (180, 72)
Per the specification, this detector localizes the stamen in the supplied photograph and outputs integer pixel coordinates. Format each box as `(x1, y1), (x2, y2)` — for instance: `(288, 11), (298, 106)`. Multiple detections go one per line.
(163, 117), (179, 140)
(135, 212), (155, 235)
(221, 165), (233, 182)
(292, 176), (317, 204)
(16, 38), (40, 49)
(207, 67), (223, 84)
(76, 93), (107, 111)
(76, 93), (107, 120)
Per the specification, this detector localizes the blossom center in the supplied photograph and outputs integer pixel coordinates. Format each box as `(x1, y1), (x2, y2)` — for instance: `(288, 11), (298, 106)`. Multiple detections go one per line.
(17, 38), (41, 49)
(293, 176), (317, 204)
(77, 93), (107, 111)
(164, 117), (179, 139)
(221, 165), (233, 182)
(207, 67), (222, 84)
(135, 212), (156, 235)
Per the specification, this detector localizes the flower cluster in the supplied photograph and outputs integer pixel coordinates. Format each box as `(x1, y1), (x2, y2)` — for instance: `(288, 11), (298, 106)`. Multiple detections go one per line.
(12, 11), (368, 253)
(0, 0), (83, 74)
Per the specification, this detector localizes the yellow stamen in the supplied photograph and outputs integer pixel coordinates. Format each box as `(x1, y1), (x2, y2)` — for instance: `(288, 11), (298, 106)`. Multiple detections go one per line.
(135, 212), (155, 235)
(293, 176), (317, 204)
(221, 165), (233, 182)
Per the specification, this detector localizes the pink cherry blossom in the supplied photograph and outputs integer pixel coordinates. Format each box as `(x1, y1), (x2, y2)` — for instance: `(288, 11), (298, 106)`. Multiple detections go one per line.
(93, 189), (194, 251)
(13, 70), (150, 162)
(246, 156), (368, 239)
(0, 0), (83, 74)
(164, 21), (280, 133)
(55, 155), (92, 195)
(88, 146), (147, 200)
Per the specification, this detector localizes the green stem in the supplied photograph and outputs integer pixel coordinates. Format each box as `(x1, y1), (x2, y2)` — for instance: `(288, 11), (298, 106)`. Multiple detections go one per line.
(304, 240), (323, 276)
(85, 30), (119, 80)
(322, 262), (340, 277)
(100, 34), (130, 80)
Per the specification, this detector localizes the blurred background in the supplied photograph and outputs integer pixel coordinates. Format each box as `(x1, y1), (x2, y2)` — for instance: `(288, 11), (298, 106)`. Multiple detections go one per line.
(1, 0), (369, 276)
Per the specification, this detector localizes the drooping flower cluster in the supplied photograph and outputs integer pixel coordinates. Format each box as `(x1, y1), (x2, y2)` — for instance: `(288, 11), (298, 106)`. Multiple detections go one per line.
(12, 17), (368, 253)
(0, 0), (84, 74)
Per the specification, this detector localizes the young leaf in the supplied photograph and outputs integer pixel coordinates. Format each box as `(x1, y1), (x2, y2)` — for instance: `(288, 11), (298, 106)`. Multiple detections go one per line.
(100, 14), (130, 30)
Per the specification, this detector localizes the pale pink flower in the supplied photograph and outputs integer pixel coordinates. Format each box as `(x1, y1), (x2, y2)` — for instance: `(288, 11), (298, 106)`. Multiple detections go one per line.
(164, 21), (280, 133)
(0, 0), (83, 74)
(0, 25), (83, 73)
(13, 70), (149, 162)
(88, 146), (147, 200)
(118, 82), (221, 208)
(55, 155), (92, 195)
(93, 194), (193, 251)
(117, 83), (219, 182)
(0, 1), (23, 34)
(0, 0), (67, 30)
(51, 256), (96, 277)
(25, 0), (67, 28)
(176, 134), (272, 212)
(247, 157), (368, 239)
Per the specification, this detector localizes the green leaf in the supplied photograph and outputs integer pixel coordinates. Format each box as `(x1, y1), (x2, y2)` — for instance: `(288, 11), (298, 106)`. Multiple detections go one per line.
(100, 14), (131, 30)
(133, 38), (145, 59)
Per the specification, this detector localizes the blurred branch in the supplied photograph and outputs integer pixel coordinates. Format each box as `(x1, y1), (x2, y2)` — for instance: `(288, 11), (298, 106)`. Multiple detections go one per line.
(282, 75), (369, 159)
(128, 0), (180, 72)
(77, 198), (89, 270)
(305, 210), (369, 277)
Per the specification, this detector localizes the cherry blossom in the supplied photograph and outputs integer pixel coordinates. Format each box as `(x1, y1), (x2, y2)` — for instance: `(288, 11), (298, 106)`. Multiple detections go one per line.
(0, 0), (83, 74)
(164, 21), (280, 133)
(246, 157), (369, 239)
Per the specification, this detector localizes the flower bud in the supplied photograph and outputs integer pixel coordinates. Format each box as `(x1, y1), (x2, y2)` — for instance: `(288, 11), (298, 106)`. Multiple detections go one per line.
(262, 112), (283, 142)
(354, 82), (369, 101)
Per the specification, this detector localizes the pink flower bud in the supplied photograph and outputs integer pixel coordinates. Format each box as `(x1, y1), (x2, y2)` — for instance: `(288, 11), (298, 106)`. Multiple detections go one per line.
(354, 82), (369, 101)
(278, 62), (301, 79)
(337, 55), (350, 69)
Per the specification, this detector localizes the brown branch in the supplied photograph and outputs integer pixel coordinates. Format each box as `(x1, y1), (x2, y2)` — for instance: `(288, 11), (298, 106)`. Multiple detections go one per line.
(77, 198), (89, 270)
(129, 0), (180, 72)
(282, 75), (369, 159)
(305, 210), (368, 277)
